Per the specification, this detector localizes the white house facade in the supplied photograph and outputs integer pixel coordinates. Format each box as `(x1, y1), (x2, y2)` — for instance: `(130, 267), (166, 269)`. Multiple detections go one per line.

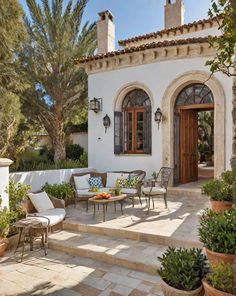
(77, 1), (233, 185)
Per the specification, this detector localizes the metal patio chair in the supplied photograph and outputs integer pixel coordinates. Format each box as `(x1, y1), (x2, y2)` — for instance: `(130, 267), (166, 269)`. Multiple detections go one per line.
(142, 167), (172, 213)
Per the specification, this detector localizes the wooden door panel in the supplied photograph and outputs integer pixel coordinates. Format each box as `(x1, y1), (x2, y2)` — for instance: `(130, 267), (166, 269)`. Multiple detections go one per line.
(180, 110), (198, 183)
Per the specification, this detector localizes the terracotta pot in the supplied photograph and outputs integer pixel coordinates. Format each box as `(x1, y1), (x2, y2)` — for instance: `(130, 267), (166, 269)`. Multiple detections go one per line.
(202, 280), (234, 296)
(160, 279), (204, 296)
(0, 238), (8, 256)
(206, 248), (236, 266)
(210, 199), (233, 212)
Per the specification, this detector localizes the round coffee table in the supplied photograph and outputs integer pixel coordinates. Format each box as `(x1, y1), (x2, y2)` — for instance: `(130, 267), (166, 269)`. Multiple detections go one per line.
(89, 194), (126, 222)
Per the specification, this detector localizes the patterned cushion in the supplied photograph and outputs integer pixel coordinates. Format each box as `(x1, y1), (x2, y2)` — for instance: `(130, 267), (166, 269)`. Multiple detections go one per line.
(88, 176), (103, 188)
(115, 177), (128, 188)
(126, 176), (139, 188)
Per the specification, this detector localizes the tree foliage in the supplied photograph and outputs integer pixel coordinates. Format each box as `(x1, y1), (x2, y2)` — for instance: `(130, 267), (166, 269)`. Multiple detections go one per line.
(21, 0), (96, 161)
(0, 0), (29, 158)
(206, 0), (236, 76)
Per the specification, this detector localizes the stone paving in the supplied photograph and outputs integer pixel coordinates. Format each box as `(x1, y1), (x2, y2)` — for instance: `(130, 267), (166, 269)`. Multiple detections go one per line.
(0, 250), (163, 296)
(65, 194), (210, 245)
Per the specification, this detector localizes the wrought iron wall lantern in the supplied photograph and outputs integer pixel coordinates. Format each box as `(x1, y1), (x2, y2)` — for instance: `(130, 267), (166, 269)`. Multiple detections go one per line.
(89, 97), (102, 113)
(154, 107), (163, 129)
(103, 114), (111, 133)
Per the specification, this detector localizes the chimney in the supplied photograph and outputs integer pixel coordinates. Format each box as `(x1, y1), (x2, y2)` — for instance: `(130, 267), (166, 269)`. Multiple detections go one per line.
(97, 10), (115, 54)
(164, 0), (185, 29)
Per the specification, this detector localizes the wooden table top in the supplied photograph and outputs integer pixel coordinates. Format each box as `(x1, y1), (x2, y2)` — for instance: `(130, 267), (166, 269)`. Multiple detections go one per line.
(89, 194), (126, 203)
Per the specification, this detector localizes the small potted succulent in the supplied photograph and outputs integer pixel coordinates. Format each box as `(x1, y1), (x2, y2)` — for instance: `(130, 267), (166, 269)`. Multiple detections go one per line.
(158, 247), (208, 296)
(202, 179), (233, 212)
(198, 209), (236, 266)
(202, 263), (234, 296)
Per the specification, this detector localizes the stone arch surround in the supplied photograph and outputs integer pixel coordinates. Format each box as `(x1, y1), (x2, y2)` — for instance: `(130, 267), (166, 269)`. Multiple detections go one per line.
(162, 70), (226, 183)
(114, 82), (155, 111)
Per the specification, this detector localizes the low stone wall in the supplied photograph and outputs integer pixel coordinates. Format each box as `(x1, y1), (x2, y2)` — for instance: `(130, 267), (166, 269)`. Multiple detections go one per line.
(10, 167), (95, 192)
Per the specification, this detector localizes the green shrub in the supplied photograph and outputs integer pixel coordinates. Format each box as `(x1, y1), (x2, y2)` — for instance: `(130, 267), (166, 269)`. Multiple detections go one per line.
(7, 180), (31, 212)
(42, 182), (75, 200)
(206, 263), (234, 294)
(158, 247), (208, 291)
(0, 208), (16, 238)
(39, 146), (54, 162)
(221, 170), (236, 185)
(79, 152), (88, 167)
(11, 159), (85, 172)
(66, 144), (84, 160)
(198, 209), (236, 254)
(6, 181), (31, 235)
(202, 179), (233, 201)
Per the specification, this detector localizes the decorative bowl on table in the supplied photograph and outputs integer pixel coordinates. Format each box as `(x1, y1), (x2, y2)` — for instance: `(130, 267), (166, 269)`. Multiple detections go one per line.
(95, 192), (112, 200)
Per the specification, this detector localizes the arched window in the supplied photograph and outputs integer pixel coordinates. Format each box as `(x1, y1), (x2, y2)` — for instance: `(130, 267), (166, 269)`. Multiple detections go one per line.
(175, 84), (214, 107)
(114, 89), (151, 154)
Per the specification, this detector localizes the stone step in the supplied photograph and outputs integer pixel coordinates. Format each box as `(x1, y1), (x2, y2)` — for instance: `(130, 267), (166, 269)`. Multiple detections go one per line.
(63, 220), (202, 249)
(168, 187), (203, 198)
(48, 230), (168, 275)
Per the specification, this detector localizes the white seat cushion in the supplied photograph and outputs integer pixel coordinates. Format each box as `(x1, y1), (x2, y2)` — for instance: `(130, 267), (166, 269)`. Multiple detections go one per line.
(34, 208), (66, 227)
(142, 186), (166, 195)
(74, 174), (90, 190)
(77, 188), (111, 198)
(106, 173), (129, 188)
(121, 188), (137, 195)
(28, 191), (54, 212)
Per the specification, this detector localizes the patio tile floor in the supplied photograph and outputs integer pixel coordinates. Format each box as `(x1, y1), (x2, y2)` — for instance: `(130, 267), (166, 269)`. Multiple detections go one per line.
(0, 250), (163, 296)
(64, 194), (209, 246)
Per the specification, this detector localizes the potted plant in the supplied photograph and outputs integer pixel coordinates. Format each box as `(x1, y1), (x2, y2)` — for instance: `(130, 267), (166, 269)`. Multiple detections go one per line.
(42, 182), (75, 206)
(0, 208), (14, 256)
(202, 179), (233, 212)
(158, 247), (208, 296)
(198, 209), (236, 266)
(202, 263), (234, 296)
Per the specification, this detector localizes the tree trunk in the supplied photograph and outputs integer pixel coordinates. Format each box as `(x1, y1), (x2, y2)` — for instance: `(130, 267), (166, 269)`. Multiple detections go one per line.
(231, 45), (236, 203)
(50, 124), (66, 162)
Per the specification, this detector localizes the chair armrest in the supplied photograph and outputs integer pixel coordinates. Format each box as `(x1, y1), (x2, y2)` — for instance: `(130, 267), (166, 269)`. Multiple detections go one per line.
(48, 195), (65, 208)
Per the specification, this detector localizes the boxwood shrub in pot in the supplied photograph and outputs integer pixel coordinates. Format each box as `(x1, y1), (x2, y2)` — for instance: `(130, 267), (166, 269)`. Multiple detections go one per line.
(158, 247), (208, 296)
(202, 179), (233, 212)
(198, 209), (236, 266)
(202, 263), (234, 296)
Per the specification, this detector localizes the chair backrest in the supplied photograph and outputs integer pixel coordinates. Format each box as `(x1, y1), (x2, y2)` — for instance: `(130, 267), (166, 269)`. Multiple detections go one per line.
(157, 167), (172, 189)
(108, 170), (146, 182)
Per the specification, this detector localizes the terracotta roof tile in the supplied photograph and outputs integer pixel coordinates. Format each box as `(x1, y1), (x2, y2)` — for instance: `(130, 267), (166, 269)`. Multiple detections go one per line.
(76, 37), (210, 64)
(118, 17), (218, 46)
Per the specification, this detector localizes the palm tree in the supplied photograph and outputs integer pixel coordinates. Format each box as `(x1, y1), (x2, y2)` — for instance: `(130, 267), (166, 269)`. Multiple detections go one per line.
(22, 0), (96, 161)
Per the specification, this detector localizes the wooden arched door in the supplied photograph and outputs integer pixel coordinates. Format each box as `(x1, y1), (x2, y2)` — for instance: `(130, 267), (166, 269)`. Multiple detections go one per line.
(174, 84), (214, 184)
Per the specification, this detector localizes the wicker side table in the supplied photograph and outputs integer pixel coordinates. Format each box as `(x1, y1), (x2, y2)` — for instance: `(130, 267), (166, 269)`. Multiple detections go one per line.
(14, 216), (49, 262)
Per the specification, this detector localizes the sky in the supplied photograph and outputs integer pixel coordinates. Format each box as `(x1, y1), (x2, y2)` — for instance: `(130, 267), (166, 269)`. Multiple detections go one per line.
(19, 0), (213, 47)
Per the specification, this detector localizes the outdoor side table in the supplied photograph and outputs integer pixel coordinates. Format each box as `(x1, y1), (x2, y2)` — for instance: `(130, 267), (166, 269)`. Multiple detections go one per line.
(14, 216), (49, 262)
(89, 194), (126, 222)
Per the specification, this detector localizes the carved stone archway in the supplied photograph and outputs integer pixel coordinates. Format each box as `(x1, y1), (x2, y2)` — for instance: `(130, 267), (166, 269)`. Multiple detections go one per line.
(162, 71), (226, 184)
(114, 82), (155, 111)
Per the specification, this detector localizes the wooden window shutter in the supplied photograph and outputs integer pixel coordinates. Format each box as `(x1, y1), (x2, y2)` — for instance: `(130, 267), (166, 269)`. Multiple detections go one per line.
(114, 111), (123, 154)
(143, 106), (152, 154)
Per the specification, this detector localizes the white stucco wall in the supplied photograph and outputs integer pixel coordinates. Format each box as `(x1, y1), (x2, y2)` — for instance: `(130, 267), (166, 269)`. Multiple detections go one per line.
(72, 132), (88, 152)
(88, 57), (233, 177)
(10, 167), (94, 192)
(0, 159), (13, 209)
